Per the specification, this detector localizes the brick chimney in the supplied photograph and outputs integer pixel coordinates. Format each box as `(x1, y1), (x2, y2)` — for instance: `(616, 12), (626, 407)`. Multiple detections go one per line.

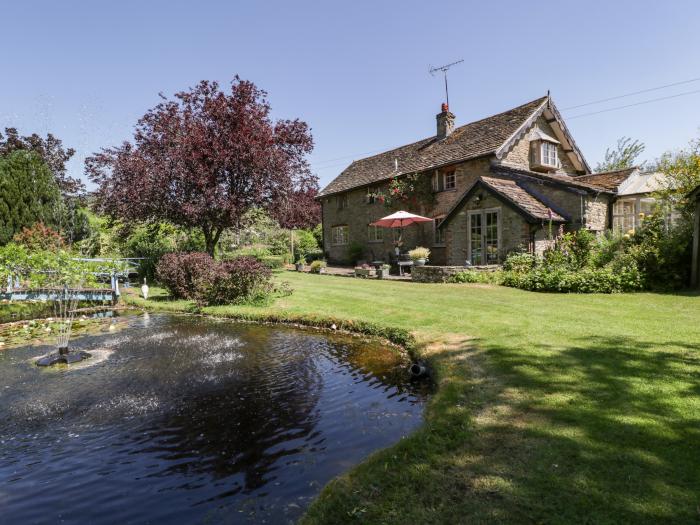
(436, 102), (455, 139)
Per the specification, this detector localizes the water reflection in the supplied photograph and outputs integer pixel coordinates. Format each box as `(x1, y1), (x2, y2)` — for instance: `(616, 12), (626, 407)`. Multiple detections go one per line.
(0, 314), (427, 524)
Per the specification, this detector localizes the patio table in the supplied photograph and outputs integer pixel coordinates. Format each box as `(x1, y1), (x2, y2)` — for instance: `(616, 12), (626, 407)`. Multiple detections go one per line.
(397, 260), (413, 276)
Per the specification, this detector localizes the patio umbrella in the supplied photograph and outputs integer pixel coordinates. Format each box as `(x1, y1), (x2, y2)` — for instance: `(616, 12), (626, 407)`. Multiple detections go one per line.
(370, 210), (433, 228)
(371, 211), (433, 251)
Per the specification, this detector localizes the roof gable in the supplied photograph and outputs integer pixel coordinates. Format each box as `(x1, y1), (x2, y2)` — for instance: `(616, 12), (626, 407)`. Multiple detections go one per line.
(617, 171), (665, 195)
(440, 176), (567, 228)
(494, 97), (590, 174)
(319, 96), (552, 197)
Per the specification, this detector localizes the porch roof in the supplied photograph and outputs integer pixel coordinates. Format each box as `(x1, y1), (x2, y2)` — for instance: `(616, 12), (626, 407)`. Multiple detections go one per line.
(440, 176), (566, 228)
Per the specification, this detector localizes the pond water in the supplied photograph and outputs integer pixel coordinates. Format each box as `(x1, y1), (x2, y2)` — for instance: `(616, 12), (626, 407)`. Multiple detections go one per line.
(0, 313), (427, 524)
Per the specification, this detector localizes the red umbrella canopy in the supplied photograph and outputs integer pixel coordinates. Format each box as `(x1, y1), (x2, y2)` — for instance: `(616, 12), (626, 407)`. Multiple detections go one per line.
(370, 210), (434, 228)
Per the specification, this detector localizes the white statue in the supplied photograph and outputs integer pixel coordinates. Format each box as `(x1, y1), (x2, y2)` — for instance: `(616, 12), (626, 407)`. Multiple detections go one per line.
(141, 278), (149, 300)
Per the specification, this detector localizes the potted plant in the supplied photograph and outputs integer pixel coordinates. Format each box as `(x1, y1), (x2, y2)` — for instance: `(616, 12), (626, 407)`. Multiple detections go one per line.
(309, 260), (326, 274)
(408, 247), (430, 266)
(377, 264), (391, 279)
(295, 258), (305, 272)
(354, 263), (375, 278)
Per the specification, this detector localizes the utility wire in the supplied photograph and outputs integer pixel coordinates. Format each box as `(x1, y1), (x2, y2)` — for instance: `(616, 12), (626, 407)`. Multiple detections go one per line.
(561, 76), (700, 110)
(566, 88), (700, 120)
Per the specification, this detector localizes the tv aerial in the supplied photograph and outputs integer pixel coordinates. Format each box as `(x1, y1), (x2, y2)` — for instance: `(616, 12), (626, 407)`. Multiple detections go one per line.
(429, 59), (464, 107)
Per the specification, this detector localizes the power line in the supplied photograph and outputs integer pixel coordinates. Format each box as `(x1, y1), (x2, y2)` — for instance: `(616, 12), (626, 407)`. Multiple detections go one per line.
(562, 76), (700, 110)
(566, 88), (700, 120)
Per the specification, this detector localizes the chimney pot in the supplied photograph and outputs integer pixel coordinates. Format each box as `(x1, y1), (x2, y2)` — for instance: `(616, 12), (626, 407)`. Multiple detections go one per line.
(436, 104), (455, 139)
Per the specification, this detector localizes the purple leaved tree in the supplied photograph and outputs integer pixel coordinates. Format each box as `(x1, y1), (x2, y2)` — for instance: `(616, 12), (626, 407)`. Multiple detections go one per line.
(86, 77), (319, 255)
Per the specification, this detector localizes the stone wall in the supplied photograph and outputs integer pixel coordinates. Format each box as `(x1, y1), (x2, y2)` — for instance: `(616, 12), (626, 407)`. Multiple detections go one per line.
(411, 265), (466, 283)
(320, 157), (494, 264)
(320, 181), (428, 264)
(585, 195), (611, 231)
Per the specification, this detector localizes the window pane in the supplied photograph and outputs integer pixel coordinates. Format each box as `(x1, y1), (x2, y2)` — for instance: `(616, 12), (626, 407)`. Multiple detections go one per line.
(485, 211), (499, 264)
(640, 199), (655, 214)
(470, 213), (482, 265)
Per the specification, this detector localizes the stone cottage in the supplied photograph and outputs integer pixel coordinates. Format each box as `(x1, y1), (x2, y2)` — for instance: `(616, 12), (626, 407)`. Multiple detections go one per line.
(317, 95), (661, 266)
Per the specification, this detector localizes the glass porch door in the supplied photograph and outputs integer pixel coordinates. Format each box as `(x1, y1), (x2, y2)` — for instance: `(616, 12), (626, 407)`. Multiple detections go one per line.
(469, 210), (500, 265)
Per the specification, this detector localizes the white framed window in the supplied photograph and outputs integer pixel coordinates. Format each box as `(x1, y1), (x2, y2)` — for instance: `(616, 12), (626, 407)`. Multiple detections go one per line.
(613, 199), (636, 232)
(432, 169), (456, 192)
(612, 197), (658, 233)
(337, 194), (348, 210)
(541, 141), (558, 167)
(640, 198), (656, 216)
(331, 225), (349, 245)
(367, 224), (383, 242)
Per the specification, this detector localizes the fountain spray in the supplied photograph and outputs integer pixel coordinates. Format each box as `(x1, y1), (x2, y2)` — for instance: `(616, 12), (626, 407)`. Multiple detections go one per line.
(36, 285), (91, 366)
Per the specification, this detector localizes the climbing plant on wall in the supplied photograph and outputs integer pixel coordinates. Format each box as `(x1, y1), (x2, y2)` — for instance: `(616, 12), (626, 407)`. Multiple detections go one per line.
(369, 173), (435, 210)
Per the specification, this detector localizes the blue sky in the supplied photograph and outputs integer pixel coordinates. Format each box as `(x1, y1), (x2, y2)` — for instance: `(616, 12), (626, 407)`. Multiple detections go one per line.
(2, 0), (700, 189)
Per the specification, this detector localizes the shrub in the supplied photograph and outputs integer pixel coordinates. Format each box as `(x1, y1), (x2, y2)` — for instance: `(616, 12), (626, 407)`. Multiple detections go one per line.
(347, 242), (364, 265)
(625, 213), (691, 290)
(408, 247), (430, 261)
(502, 265), (643, 294)
(311, 223), (323, 248)
(449, 270), (504, 285)
(195, 256), (272, 306)
(233, 245), (272, 258)
(156, 252), (274, 305)
(304, 250), (324, 263)
(0, 242), (123, 288)
(12, 222), (64, 251)
(292, 229), (319, 259)
(258, 255), (285, 269)
(309, 260), (326, 274)
(156, 252), (217, 300)
(502, 252), (536, 273)
(122, 222), (205, 280)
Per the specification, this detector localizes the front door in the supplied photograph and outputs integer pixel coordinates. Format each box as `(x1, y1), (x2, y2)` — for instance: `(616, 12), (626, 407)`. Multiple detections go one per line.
(468, 209), (500, 265)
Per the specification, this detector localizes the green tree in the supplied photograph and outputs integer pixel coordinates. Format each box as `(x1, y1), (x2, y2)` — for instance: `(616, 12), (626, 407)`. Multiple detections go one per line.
(0, 150), (63, 245)
(596, 136), (646, 172)
(655, 136), (700, 220)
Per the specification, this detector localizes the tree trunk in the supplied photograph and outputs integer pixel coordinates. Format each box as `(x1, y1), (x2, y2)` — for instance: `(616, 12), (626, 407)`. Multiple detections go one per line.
(202, 226), (224, 257)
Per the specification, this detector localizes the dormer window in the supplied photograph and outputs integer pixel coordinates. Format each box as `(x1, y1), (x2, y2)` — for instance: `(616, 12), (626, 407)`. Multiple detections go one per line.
(529, 127), (561, 172)
(541, 141), (558, 167)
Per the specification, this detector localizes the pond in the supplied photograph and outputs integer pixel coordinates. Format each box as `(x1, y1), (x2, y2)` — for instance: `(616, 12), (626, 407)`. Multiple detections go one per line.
(0, 313), (428, 524)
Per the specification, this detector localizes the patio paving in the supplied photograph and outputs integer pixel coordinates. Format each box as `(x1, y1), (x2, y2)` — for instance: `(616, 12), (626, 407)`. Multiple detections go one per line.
(290, 266), (412, 281)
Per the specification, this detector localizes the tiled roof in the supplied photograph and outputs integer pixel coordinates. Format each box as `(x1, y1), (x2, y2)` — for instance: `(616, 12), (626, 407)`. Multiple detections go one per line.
(441, 175), (567, 227)
(318, 96), (549, 197)
(480, 177), (566, 221)
(575, 167), (637, 192)
(490, 164), (613, 193)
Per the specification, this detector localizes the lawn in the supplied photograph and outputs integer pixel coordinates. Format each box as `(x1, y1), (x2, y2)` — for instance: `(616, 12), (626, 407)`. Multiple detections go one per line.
(125, 273), (700, 524)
